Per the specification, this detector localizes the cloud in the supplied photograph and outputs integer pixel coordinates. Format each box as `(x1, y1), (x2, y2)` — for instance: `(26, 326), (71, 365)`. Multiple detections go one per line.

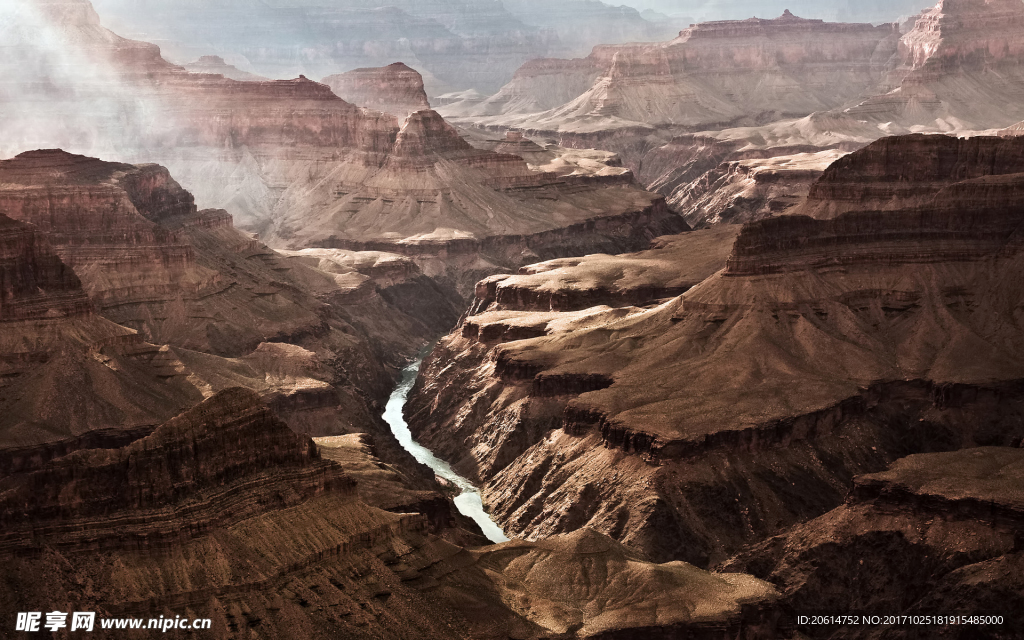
(0, 0), (171, 160)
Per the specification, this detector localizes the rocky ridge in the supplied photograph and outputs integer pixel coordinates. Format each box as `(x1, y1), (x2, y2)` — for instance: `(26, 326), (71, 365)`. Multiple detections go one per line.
(89, 0), (682, 95)
(183, 55), (268, 81)
(322, 62), (431, 119)
(440, 0), (1024, 241)
(260, 109), (685, 295)
(405, 134), (1024, 567)
(4, 0), (682, 300)
(440, 11), (900, 133)
(724, 446), (1024, 638)
(0, 387), (782, 639)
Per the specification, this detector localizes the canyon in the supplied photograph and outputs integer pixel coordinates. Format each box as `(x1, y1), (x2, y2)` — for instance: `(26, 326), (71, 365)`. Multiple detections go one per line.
(4, 0), (1024, 636)
(406, 134), (1024, 576)
(88, 0), (685, 95)
(1, 0), (682, 298)
(441, 0), (1024, 233)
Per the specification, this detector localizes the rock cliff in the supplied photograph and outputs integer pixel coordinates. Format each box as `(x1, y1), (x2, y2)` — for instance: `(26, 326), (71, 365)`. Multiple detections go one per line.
(259, 109), (684, 295)
(724, 447), (1024, 637)
(4, 0), (683, 302)
(0, 389), (781, 639)
(323, 63), (431, 118)
(0, 148), (467, 514)
(405, 134), (1024, 566)
(0, 208), (205, 447)
(849, 0), (1024, 129)
(441, 11), (900, 133)
(797, 133), (1024, 219)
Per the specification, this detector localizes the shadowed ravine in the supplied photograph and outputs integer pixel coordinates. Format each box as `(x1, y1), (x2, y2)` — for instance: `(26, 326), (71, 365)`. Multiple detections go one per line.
(384, 356), (510, 543)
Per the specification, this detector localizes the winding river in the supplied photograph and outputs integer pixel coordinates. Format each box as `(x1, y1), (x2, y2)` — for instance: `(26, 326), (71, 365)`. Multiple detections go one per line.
(383, 357), (510, 544)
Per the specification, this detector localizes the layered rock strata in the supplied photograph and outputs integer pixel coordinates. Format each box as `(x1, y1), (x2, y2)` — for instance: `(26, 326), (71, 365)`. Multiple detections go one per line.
(0, 389), (781, 639)
(406, 134), (1024, 566)
(322, 63), (431, 119)
(848, 0), (1024, 129)
(724, 447), (1024, 638)
(5, 0), (681, 300)
(0, 210), (204, 447)
(261, 109), (685, 295)
(441, 11), (900, 133)
(0, 148), (466, 527)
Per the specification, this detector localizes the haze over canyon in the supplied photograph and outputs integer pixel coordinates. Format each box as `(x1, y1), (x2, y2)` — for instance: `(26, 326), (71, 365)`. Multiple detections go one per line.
(2, 0), (1024, 638)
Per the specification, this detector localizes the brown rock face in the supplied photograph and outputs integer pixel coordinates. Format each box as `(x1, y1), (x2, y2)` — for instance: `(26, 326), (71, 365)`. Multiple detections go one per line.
(0, 149), (200, 310)
(798, 133), (1024, 218)
(441, 11), (899, 133)
(725, 447), (1024, 638)
(0, 388), (335, 526)
(0, 147), (465, 498)
(322, 62), (431, 118)
(406, 134), (1024, 566)
(0, 388), (780, 639)
(847, 0), (1024, 128)
(0, 204), (205, 448)
(260, 108), (685, 295)
(0, 213), (90, 321)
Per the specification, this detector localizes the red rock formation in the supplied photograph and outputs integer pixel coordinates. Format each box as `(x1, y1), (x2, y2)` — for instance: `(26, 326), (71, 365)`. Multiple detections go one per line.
(322, 62), (431, 118)
(848, 0), (1024, 128)
(441, 11), (899, 133)
(405, 134), (1024, 566)
(0, 387), (781, 639)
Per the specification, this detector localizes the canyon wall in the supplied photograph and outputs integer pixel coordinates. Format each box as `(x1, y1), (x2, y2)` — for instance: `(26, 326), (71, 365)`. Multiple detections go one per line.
(322, 63), (431, 118)
(0, 387), (782, 639)
(84, 0), (683, 96)
(724, 446), (1024, 638)
(405, 134), (1024, 566)
(2, 0), (684, 303)
(441, 11), (900, 133)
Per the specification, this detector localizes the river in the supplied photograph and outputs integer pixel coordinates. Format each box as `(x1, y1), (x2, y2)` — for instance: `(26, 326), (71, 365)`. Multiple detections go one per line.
(383, 356), (510, 544)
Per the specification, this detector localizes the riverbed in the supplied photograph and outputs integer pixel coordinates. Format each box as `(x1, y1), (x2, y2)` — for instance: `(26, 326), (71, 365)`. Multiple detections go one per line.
(383, 357), (510, 544)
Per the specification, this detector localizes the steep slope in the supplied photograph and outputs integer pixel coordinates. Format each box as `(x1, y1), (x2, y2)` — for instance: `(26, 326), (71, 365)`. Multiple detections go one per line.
(0, 148), (466, 494)
(3, 0), (681, 299)
(406, 134), (1024, 566)
(442, 11), (900, 133)
(0, 389), (781, 639)
(849, 0), (1024, 130)
(322, 63), (431, 118)
(262, 109), (684, 294)
(444, 1), (1024, 238)
(725, 447), (1024, 638)
(0, 211), (203, 446)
